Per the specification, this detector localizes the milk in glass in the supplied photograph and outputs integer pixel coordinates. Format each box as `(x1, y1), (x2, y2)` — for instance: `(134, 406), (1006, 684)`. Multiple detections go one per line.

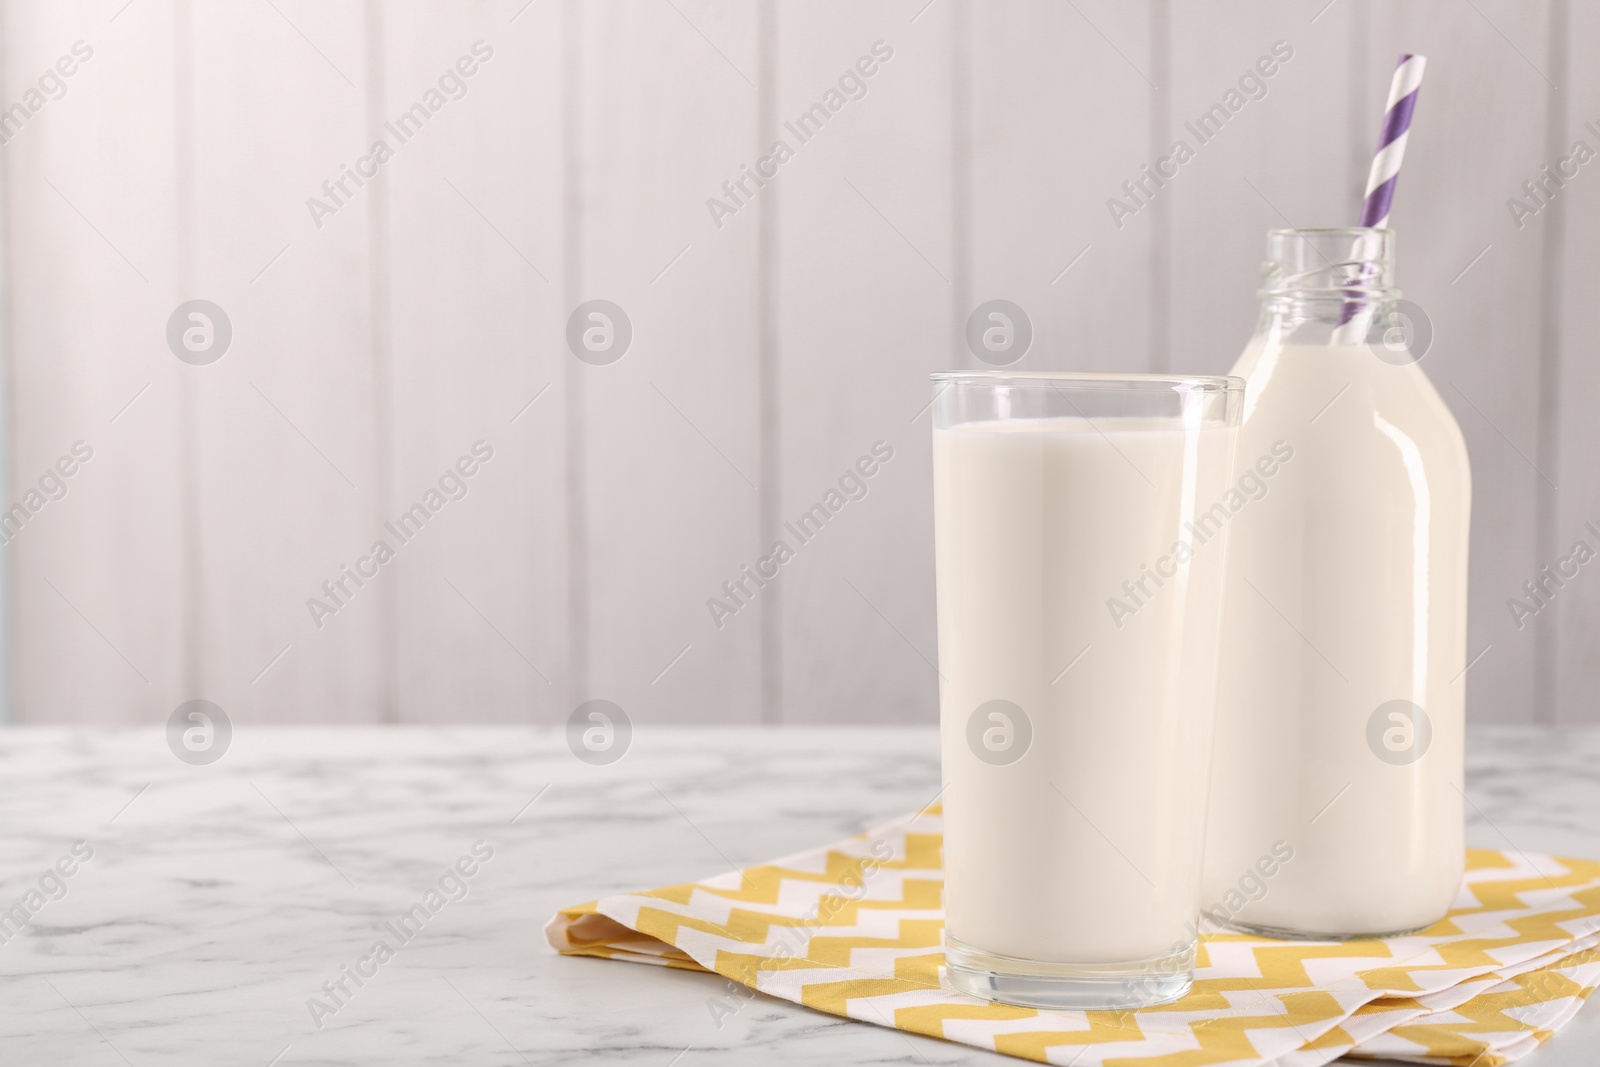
(933, 375), (1239, 1007)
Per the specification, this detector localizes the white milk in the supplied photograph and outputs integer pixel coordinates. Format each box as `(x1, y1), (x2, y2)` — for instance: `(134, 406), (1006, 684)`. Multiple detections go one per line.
(934, 417), (1232, 964)
(1204, 340), (1471, 937)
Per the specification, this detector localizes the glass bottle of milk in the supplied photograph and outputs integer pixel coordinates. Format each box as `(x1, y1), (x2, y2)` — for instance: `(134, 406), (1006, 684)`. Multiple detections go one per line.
(1203, 228), (1471, 939)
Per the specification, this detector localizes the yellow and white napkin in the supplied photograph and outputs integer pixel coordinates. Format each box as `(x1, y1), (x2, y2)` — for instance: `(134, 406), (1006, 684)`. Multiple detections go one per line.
(546, 805), (1600, 1066)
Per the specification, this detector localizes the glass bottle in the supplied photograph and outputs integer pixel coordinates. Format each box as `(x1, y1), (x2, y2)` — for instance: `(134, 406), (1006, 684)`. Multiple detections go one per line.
(1202, 228), (1471, 939)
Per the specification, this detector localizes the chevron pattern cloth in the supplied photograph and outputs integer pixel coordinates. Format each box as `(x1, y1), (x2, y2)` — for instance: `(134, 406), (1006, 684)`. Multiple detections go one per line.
(545, 805), (1600, 1065)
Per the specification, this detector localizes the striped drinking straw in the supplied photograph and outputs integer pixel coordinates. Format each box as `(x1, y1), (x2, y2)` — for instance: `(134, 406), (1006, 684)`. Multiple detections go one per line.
(1334, 53), (1427, 342)
(1360, 54), (1427, 228)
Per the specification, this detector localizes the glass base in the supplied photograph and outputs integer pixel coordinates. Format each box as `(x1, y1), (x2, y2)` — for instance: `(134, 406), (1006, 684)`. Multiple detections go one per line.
(943, 936), (1194, 1010)
(1217, 917), (1432, 942)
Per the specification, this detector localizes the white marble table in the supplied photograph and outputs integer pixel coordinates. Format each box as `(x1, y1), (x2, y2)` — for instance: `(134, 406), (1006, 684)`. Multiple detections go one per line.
(1, 725), (1597, 1066)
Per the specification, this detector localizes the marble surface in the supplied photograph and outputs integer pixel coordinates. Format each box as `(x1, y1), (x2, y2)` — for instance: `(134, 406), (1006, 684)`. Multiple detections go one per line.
(1, 724), (1598, 1066)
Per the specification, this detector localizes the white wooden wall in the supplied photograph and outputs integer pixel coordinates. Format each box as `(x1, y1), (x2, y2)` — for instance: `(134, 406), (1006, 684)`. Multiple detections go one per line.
(3, 0), (1591, 725)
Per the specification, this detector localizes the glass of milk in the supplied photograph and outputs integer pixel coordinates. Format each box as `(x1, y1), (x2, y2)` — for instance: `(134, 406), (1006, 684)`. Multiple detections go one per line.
(932, 372), (1242, 1010)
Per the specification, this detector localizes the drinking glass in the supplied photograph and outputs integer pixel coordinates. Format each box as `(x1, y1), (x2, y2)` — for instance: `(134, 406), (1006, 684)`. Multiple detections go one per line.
(932, 372), (1242, 1009)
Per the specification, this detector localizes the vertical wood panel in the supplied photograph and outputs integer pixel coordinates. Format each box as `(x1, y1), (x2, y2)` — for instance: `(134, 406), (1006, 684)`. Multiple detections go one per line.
(577, 0), (764, 723)
(6, 0), (185, 722)
(969, 0), (1157, 376)
(381, 1), (568, 722)
(1363, 0), (1550, 723)
(1553, 0), (1598, 725)
(1167, 0), (1357, 378)
(755, 0), (781, 720)
(187, 0), (385, 723)
(773, 0), (952, 724)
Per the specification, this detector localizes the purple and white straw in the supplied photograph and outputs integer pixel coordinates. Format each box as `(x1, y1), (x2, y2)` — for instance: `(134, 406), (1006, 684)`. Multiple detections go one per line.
(1359, 53), (1427, 228)
(1334, 53), (1426, 342)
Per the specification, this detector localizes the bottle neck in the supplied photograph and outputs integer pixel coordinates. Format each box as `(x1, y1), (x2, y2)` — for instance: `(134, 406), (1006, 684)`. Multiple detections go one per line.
(1255, 290), (1401, 347)
(1254, 228), (1399, 348)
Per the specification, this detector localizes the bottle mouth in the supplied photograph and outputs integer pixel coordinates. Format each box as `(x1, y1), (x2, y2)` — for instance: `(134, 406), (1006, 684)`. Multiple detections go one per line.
(1260, 227), (1396, 297)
